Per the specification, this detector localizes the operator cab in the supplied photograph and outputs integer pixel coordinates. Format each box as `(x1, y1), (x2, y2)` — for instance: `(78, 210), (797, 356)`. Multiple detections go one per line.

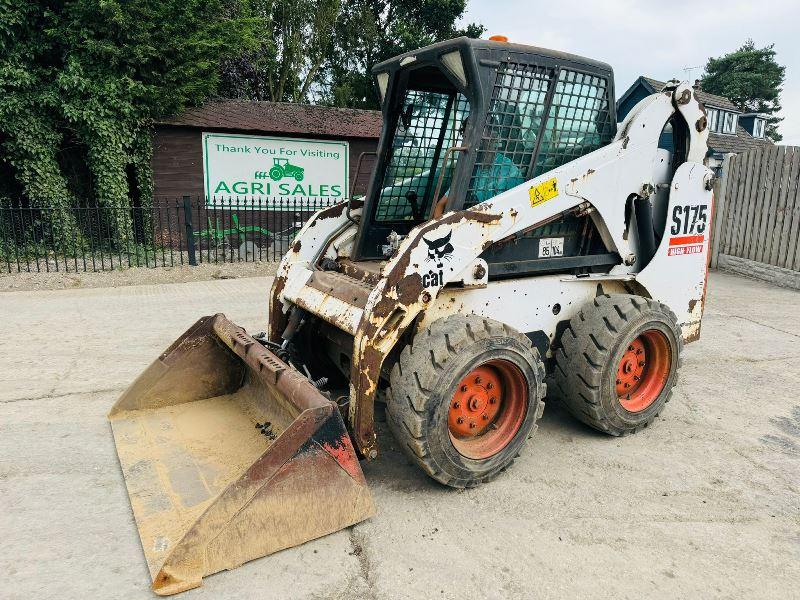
(353, 36), (618, 265)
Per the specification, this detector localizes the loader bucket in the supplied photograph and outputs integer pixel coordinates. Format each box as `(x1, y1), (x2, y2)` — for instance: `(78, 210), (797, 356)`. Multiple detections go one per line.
(108, 314), (374, 595)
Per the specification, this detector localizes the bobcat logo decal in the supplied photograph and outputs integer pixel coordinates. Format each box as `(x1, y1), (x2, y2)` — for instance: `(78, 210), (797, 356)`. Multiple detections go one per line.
(422, 230), (454, 269)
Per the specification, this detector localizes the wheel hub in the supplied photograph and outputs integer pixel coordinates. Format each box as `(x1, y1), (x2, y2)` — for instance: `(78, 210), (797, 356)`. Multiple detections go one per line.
(616, 330), (671, 413)
(616, 339), (646, 395)
(448, 367), (500, 437)
(447, 360), (528, 459)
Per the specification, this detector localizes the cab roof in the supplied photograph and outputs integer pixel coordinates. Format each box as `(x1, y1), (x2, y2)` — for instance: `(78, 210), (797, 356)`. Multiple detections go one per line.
(373, 36), (613, 77)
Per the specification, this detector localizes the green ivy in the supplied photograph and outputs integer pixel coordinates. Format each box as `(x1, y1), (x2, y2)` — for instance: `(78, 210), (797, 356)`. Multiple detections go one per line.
(0, 0), (260, 249)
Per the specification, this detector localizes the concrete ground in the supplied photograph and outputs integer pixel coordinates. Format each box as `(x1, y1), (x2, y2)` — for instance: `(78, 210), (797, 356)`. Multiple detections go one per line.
(1, 271), (798, 600)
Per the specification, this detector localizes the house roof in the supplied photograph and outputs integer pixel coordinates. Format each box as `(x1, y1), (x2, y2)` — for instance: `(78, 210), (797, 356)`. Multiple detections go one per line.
(157, 100), (383, 139)
(619, 76), (771, 155)
(640, 77), (738, 111)
(709, 126), (771, 154)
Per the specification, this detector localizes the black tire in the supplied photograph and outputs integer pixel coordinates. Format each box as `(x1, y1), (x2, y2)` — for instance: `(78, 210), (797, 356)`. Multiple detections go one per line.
(553, 294), (683, 436)
(386, 314), (546, 488)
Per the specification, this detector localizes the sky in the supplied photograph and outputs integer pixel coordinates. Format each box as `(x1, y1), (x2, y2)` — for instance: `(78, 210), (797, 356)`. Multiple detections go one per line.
(462, 0), (799, 144)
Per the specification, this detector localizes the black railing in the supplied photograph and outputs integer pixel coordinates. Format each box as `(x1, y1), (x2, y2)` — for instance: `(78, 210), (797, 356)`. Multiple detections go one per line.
(0, 196), (334, 273)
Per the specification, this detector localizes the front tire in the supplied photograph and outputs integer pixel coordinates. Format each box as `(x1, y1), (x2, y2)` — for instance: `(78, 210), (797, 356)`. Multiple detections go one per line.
(387, 315), (546, 488)
(553, 294), (683, 435)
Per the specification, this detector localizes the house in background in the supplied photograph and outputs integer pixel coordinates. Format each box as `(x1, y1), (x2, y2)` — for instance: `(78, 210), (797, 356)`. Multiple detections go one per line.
(616, 76), (771, 169)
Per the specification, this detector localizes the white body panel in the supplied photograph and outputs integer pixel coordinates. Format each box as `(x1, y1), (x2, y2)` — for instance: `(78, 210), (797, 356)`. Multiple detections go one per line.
(418, 275), (631, 355)
(269, 82), (714, 456)
(276, 82), (712, 343)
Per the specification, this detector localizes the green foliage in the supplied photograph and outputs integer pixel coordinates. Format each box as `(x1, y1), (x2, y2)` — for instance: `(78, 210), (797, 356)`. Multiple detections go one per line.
(0, 0), (485, 258)
(219, 0), (484, 108)
(220, 0), (342, 102)
(0, 0), (260, 244)
(323, 0), (484, 109)
(701, 40), (785, 142)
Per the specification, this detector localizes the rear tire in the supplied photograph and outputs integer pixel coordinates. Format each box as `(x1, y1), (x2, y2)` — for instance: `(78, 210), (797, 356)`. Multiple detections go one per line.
(553, 294), (683, 435)
(387, 314), (546, 488)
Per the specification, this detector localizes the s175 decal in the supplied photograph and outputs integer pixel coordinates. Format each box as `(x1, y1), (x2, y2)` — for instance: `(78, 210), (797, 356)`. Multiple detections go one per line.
(668, 204), (708, 256)
(670, 204), (707, 235)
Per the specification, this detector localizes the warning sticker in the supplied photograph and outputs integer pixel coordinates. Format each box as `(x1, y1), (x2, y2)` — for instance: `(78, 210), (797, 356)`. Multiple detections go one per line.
(538, 237), (564, 258)
(529, 178), (558, 207)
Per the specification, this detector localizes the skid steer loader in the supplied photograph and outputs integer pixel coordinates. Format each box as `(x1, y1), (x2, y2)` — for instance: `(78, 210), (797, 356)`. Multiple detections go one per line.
(109, 36), (714, 594)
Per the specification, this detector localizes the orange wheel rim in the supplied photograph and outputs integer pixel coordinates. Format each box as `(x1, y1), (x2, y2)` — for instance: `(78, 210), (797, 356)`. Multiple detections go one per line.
(447, 360), (527, 459)
(616, 329), (671, 412)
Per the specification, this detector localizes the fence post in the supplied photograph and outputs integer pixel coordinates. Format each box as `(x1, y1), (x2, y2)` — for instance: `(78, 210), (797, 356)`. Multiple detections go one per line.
(710, 154), (732, 269)
(183, 195), (197, 266)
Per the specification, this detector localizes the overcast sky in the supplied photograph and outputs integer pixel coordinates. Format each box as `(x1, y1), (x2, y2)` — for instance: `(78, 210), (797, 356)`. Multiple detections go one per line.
(463, 0), (799, 144)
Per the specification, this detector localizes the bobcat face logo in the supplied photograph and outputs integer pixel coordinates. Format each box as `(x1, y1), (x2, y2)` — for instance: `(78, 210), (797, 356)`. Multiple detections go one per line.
(423, 230), (454, 268)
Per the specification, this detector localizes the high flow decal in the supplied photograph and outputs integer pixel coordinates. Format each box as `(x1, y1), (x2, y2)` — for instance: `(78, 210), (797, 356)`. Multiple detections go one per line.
(529, 178), (559, 207)
(668, 203), (708, 256)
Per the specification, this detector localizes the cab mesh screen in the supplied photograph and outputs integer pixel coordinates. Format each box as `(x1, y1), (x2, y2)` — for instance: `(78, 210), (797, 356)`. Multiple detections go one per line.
(465, 64), (615, 208)
(532, 69), (615, 177)
(375, 90), (469, 221)
(465, 62), (552, 207)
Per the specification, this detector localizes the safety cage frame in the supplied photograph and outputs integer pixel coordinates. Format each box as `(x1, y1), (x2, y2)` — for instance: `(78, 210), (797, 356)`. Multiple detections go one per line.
(353, 37), (618, 260)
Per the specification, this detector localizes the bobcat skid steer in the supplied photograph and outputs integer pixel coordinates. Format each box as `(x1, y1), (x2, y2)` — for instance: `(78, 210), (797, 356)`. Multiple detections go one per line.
(109, 36), (714, 594)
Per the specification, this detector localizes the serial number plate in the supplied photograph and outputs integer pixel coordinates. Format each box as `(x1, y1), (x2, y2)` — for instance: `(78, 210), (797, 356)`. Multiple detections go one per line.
(538, 237), (564, 258)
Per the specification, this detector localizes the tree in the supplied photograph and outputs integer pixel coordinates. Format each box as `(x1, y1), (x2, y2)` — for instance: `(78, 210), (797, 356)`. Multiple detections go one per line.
(322, 0), (484, 109)
(0, 0), (259, 244)
(219, 0), (482, 107)
(219, 0), (341, 102)
(701, 40), (785, 142)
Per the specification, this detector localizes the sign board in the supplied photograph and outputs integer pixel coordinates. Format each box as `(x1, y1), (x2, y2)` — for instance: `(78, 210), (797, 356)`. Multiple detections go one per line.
(202, 133), (349, 207)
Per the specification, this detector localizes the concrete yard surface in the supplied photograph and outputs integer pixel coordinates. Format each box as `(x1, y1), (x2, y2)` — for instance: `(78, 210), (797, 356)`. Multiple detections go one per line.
(1, 271), (798, 599)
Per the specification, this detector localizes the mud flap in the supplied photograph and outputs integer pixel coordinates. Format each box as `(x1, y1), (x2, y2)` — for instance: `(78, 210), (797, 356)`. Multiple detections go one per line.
(108, 314), (374, 595)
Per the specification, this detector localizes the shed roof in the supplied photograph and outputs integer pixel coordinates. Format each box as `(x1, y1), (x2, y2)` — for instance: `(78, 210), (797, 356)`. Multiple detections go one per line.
(157, 100), (383, 139)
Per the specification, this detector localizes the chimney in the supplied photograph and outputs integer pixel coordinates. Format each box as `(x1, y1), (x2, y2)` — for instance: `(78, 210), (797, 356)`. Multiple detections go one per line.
(693, 79), (702, 91)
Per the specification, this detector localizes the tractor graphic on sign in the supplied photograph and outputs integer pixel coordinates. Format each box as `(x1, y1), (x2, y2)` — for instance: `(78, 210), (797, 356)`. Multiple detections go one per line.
(268, 158), (305, 182)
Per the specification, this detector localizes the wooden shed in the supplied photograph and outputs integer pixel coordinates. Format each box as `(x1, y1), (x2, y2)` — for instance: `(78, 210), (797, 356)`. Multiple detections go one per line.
(152, 100), (383, 199)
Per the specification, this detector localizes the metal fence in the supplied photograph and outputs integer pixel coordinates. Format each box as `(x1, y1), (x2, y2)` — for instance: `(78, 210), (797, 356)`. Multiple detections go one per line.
(0, 196), (333, 273)
(711, 146), (800, 274)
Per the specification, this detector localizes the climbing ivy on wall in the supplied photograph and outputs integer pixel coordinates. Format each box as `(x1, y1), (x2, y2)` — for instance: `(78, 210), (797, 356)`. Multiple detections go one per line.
(0, 0), (259, 247)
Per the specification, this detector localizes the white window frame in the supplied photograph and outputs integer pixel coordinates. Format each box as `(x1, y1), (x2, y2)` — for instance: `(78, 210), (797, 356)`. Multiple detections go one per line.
(754, 118), (765, 139)
(722, 112), (737, 134)
(707, 108), (719, 132)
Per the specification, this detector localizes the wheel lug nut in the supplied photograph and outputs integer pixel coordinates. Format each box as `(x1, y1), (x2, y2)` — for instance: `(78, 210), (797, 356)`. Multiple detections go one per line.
(638, 361), (644, 367)
(453, 401), (460, 409)
(486, 382), (494, 390)
(633, 375), (639, 381)
(469, 422), (476, 429)
(489, 397), (497, 404)
(482, 414), (489, 420)
(616, 379), (621, 384)
(475, 376), (482, 384)
(460, 385), (468, 393)
(624, 382), (630, 388)
(628, 345), (634, 351)
(457, 417), (464, 424)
